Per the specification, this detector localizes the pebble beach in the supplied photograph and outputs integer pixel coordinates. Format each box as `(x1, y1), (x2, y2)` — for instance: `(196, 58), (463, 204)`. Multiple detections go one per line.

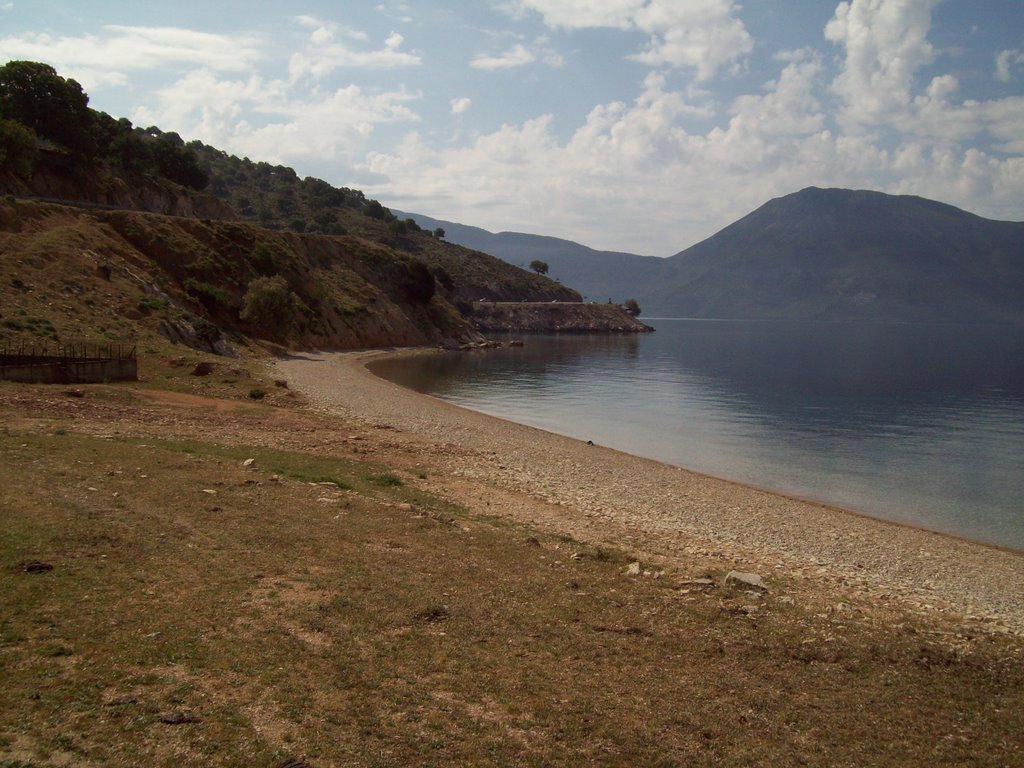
(275, 348), (1024, 634)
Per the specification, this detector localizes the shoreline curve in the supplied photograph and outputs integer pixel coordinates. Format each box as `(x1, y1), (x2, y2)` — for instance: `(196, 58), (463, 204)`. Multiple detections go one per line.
(274, 347), (1024, 633)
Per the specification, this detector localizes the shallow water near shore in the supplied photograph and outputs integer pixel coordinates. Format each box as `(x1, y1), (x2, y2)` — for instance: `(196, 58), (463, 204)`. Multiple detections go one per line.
(372, 319), (1024, 550)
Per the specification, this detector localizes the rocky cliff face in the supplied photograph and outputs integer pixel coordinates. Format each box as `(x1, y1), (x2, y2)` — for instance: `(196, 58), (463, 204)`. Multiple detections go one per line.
(470, 302), (653, 334)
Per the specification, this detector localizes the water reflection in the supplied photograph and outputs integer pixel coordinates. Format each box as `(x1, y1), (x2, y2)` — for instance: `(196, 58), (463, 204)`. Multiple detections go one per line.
(372, 320), (1024, 548)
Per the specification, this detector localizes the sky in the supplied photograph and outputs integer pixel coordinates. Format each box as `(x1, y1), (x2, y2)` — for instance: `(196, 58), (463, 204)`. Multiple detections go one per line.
(1, 1), (1022, 256)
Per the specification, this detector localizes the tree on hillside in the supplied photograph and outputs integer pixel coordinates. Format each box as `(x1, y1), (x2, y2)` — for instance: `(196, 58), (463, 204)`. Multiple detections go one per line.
(240, 275), (298, 335)
(433, 227), (445, 239)
(0, 61), (95, 156)
(364, 199), (391, 220)
(0, 118), (38, 178)
(529, 259), (549, 275)
(623, 298), (641, 316)
(402, 259), (436, 304)
(150, 132), (209, 190)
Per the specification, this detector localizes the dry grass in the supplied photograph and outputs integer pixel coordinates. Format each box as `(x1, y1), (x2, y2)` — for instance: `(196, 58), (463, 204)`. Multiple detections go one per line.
(1, 381), (1023, 767)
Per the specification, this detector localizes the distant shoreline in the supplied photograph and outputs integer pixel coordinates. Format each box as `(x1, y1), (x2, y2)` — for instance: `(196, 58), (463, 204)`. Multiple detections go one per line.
(275, 348), (1024, 633)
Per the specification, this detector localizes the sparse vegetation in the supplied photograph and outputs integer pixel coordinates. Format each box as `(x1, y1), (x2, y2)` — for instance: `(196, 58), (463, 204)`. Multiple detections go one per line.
(402, 259), (436, 304)
(0, 117), (38, 178)
(0, 56), (1022, 768)
(183, 277), (230, 310)
(239, 275), (297, 335)
(0, 387), (1022, 766)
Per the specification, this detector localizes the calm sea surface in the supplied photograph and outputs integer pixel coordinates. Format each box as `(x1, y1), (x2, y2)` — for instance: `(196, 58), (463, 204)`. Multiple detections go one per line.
(372, 319), (1024, 549)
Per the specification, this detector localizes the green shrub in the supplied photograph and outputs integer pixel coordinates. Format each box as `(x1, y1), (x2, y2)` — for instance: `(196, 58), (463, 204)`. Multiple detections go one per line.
(137, 295), (169, 314)
(240, 275), (297, 334)
(0, 118), (38, 178)
(250, 241), (283, 276)
(403, 259), (435, 304)
(193, 318), (221, 344)
(183, 277), (229, 309)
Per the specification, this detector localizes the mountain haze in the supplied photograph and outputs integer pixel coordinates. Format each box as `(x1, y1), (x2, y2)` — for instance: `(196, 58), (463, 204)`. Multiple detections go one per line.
(657, 187), (1024, 322)
(392, 210), (662, 304)
(402, 188), (1024, 322)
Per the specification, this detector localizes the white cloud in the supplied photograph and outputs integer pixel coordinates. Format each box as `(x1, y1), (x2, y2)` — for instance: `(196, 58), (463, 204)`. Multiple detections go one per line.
(822, 0), (1024, 156)
(0, 26), (263, 89)
(627, 1), (753, 78)
(2, 4), (1019, 256)
(504, 0), (640, 29)
(0, 17), (424, 175)
(996, 49), (1024, 83)
(825, 0), (940, 129)
(131, 67), (421, 166)
(361, 63), (823, 252)
(228, 85), (421, 164)
(288, 21), (421, 79)
(471, 43), (537, 70)
(360, 40), (1024, 255)
(979, 96), (1024, 154)
(295, 15), (368, 42)
(506, 0), (751, 79)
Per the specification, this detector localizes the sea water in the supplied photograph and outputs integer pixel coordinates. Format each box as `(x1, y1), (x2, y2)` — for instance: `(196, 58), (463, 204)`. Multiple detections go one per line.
(372, 319), (1024, 550)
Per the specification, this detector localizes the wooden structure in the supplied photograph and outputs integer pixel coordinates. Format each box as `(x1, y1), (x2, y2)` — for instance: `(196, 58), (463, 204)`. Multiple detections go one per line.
(0, 341), (138, 384)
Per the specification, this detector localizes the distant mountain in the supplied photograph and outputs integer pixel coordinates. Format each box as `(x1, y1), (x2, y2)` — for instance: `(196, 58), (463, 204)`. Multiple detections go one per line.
(656, 188), (1024, 322)
(402, 188), (1024, 322)
(392, 210), (661, 304)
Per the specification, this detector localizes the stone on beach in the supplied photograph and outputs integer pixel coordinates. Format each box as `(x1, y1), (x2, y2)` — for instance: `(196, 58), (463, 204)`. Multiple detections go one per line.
(725, 570), (768, 591)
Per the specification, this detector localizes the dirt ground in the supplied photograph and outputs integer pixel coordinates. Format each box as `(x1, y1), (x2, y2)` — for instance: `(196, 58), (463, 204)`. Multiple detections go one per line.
(2, 362), (1023, 767)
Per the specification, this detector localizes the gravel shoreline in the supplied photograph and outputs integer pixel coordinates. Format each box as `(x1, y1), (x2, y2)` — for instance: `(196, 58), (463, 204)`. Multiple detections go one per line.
(275, 348), (1024, 633)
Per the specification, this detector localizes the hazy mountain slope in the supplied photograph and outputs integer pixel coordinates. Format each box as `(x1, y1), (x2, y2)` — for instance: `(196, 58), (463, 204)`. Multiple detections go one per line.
(402, 189), (1024, 322)
(393, 210), (661, 304)
(655, 187), (1024, 321)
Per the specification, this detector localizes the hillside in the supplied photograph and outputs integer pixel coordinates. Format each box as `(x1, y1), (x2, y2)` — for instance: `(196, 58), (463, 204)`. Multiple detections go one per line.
(0, 61), (581, 358)
(192, 146), (580, 306)
(403, 189), (1024, 322)
(0, 198), (477, 354)
(471, 301), (652, 334)
(393, 209), (661, 304)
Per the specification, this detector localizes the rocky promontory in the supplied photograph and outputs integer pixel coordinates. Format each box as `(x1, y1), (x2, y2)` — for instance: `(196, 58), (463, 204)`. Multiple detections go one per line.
(470, 301), (653, 333)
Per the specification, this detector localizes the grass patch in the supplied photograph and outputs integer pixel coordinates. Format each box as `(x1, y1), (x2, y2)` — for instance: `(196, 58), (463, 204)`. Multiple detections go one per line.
(183, 277), (230, 309)
(369, 472), (403, 488)
(137, 295), (169, 315)
(1, 392), (1023, 767)
(120, 437), (443, 511)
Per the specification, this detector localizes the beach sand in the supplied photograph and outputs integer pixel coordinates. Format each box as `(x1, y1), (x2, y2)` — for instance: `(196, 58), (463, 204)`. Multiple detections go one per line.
(275, 349), (1024, 634)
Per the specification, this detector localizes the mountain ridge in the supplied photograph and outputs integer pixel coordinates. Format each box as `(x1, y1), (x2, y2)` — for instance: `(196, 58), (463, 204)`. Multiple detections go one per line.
(391, 209), (663, 304)
(400, 187), (1024, 322)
